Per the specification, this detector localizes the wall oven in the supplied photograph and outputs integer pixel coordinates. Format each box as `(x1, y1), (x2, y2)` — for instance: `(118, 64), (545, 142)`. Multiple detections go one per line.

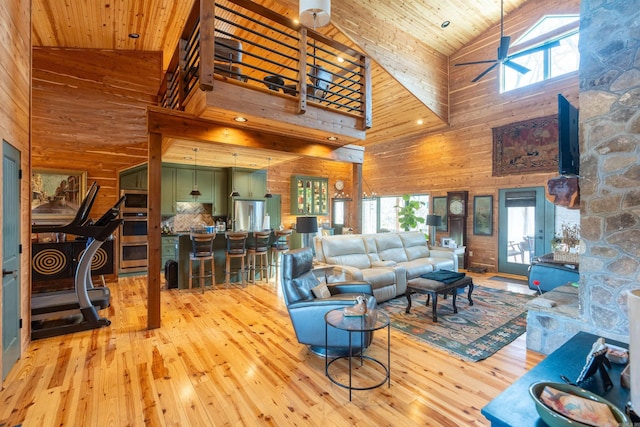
(119, 190), (148, 272)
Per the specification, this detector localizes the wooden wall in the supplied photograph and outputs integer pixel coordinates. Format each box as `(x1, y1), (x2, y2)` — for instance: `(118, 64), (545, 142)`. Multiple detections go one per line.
(0, 0), (31, 377)
(363, 0), (580, 271)
(31, 48), (162, 217)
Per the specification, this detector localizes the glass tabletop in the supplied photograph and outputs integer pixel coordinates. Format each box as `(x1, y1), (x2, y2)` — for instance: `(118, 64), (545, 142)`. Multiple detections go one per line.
(325, 308), (389, 332)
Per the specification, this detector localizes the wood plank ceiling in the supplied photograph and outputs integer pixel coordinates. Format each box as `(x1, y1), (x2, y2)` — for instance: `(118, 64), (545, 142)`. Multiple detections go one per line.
(31, 0), (530, 168)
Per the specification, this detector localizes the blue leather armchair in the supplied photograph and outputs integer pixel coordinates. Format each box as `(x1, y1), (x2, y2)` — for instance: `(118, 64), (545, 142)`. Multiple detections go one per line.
(281, 248), (376, 356)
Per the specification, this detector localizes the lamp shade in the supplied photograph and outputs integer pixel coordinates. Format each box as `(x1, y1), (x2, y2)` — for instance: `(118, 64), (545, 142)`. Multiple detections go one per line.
(296, 216), (318, 234)
(299, 0), (331, 28)
(426, 215), (442, 227)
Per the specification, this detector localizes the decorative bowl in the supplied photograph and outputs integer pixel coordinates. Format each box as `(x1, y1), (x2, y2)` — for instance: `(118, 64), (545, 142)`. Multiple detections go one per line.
(528, 381), (631, 427)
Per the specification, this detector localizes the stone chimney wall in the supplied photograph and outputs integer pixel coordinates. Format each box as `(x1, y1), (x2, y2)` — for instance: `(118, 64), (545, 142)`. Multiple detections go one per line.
(579, 0), (640, 340)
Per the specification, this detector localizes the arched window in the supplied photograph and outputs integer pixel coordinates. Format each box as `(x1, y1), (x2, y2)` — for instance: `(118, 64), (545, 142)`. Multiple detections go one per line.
(502, 15), (580, 92)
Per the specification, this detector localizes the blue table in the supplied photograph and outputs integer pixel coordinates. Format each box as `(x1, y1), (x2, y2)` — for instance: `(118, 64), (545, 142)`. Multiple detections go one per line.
(481, 331), (630, 426)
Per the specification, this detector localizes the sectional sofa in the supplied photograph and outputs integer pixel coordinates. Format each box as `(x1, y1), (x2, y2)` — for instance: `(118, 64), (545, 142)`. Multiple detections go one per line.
(313, 231), (458, 302)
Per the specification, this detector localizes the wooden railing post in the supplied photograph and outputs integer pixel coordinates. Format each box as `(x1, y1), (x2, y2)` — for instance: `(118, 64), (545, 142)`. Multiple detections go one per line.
(199, 0), (215, 91)
(298, 28), (308, 114)
(178, 38), (188, 110)
(362, 56), (372, 129)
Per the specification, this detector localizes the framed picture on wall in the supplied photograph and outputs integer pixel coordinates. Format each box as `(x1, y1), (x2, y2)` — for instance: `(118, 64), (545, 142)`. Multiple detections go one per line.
(432, 196), (448, 232)
(32, 168), (87, 223)
(473, 195), (493, 236)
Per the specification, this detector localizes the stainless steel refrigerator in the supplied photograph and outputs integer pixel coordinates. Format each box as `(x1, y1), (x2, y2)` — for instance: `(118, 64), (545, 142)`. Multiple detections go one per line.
(234, 199), (266, 231)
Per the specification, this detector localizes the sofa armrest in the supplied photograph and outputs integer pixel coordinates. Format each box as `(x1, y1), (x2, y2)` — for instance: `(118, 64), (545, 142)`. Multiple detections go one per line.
(327, 265), (364, 281)
(328, 282), (373, 296)
(429, 249), (459, 271)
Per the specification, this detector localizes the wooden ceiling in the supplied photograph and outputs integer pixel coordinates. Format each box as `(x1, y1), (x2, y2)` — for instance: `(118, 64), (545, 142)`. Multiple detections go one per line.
(31, 0), (531, 168)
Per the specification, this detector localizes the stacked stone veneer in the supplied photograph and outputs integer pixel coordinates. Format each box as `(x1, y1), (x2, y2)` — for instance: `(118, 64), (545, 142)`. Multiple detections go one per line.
(527, 0), (640, 353)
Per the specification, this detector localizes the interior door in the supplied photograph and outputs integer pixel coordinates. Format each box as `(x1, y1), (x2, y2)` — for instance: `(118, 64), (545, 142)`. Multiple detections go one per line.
(3, 140), (21, 380)
(498, 187), (554, 276)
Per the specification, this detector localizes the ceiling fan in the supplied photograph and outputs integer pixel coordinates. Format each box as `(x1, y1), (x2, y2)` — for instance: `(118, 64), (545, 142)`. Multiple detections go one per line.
(455, 0), (561, 83)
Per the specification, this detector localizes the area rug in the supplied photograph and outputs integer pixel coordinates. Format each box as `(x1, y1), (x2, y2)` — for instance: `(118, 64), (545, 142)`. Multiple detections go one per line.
(378, 286), (534, 362)
(489, 275), (529, 286)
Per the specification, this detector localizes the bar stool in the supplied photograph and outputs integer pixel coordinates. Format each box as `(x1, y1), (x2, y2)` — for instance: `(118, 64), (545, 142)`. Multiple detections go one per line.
(247, 231), (271, 283)
(189, 228), (216, 293)
(270, 229), (292, 280)
(225, 231), (248, 286)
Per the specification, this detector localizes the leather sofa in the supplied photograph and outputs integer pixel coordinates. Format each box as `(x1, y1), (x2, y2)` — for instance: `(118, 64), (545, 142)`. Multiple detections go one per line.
(314, 231), (457, 302)
(527, 261), (579, 293)
(281, 247), (377, 356)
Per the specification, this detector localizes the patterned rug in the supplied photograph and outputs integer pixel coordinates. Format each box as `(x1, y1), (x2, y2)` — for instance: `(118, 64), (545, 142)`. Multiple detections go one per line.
(378, 286), (534, 362)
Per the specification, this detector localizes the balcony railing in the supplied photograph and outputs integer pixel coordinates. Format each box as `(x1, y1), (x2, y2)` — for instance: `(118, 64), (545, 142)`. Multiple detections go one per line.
(159, 0), (371, 127)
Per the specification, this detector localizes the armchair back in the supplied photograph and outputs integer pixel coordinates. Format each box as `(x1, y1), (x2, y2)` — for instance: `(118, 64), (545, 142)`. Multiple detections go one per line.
(281, 248), (319, 305)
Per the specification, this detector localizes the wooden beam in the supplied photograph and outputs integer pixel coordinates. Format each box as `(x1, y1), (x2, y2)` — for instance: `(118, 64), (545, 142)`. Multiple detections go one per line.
(352, 163), (363, 233)
(147, 131), (162, 329)
(147, 107), (365, 164)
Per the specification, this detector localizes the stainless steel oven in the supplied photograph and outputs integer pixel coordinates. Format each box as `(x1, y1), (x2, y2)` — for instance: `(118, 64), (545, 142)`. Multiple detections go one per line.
(121, 213), (148, 243)
(119, 190), (148, 272)
(120, 242), (148, 271)
(121, 189), (148, 213)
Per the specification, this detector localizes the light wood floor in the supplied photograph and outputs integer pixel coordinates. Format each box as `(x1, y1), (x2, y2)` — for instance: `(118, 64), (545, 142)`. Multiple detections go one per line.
(0, 272), (543, 426)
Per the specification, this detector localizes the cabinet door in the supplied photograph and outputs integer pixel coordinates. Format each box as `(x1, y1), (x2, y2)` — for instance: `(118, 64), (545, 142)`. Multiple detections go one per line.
(161, 167), (176, 215)
(195, 169), (213, 203)
(233, 170), (253, 197)
(250, 171), (267, 199)
(312, 179), (329, 215)
(121, 167), (148, 190)
(213, 169), (227, 215)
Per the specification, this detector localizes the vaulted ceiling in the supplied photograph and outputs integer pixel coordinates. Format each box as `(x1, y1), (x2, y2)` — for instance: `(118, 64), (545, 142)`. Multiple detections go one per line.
(31, 0), (531, 167)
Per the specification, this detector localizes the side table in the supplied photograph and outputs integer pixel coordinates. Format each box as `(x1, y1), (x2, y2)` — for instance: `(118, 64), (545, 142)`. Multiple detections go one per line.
(324, 308), (390, 401)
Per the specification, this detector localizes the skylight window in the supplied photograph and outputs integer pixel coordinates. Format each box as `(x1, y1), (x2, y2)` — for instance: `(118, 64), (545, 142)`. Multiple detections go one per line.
(502, 15), (580, 93)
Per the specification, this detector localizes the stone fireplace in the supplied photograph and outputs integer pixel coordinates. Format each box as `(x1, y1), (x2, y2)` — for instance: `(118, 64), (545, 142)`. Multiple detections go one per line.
(526, 0), (640, 354)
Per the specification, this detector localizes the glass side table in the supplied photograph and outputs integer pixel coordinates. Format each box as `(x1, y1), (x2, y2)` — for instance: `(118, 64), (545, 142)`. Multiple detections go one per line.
(324, 308), (390, 401)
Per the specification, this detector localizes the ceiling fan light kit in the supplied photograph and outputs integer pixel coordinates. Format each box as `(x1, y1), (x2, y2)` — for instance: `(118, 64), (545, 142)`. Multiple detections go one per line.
(455, 0), (560, 82)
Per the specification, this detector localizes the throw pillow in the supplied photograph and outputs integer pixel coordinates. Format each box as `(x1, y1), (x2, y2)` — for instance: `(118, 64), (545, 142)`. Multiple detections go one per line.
(311, 283), (331, 299)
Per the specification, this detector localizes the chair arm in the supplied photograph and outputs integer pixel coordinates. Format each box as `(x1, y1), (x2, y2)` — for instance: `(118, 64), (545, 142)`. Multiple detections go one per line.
(328, 282), (373, 296)
(327, 265), (364, 281)
(429, 249), (459, 271)
(287, 294), (366, 310)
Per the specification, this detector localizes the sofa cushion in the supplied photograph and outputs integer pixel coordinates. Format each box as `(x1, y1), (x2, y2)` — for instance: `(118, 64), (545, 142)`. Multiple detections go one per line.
(361, 268), (397, 290)
(375, 234), (408, 263)
(400, 232), (431, 260)
(399, 260), (434, 279)
(322, 236), (371, 269)
(362, 234), (382, 263)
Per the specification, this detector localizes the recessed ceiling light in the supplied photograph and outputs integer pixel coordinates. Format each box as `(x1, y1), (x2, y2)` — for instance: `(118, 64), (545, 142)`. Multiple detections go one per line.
(234, 116), (247, 122)
(327, 136), (339, 141)
(128, 33), (140, 39)
(441, 21), (450, 29)
(184, 156), (193, 160)
(417, 119), (424, 125)
(337, 56), (345, 63)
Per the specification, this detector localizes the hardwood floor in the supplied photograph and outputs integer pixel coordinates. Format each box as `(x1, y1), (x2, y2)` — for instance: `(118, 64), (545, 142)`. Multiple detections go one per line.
(0, 272), (543, 426)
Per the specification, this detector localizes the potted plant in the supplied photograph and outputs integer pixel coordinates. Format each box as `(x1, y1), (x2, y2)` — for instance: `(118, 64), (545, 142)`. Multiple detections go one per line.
(395, 195), (425, 231)
(553, 222), (580, 263)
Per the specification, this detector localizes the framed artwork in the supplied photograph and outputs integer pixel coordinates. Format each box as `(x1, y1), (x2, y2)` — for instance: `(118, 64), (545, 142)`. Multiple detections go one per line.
(473, 195), (493, 236)
(32, 168), (87, 222)
(432, 196), (448, 232)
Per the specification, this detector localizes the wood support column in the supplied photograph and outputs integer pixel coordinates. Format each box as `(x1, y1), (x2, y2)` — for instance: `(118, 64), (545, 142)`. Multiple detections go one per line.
(147, 131), (162, 329)
(352, 163), (362, 234)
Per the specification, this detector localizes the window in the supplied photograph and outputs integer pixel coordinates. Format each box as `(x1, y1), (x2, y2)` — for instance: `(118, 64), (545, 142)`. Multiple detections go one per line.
(362, 195), (430, 233)
(502, 15), (579, 92)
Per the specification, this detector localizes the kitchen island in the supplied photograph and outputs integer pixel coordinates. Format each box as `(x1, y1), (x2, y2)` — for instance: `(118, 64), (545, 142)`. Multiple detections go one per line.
(168, 231), (278, 289)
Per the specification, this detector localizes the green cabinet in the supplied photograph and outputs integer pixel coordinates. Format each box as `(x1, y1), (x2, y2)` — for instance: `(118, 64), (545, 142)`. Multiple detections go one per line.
(291, 175), (329, 215)
(161, 166), (177, 215)
(176, 169), (214, 203)
(120, 165), (148, 190)
(161, 235), (178, 267)
(230, 168), (267, 199)
(213, 169), (227, 215)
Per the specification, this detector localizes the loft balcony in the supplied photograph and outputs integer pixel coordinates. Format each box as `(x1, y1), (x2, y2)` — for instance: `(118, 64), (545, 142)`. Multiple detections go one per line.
(158, 0), (372, 146)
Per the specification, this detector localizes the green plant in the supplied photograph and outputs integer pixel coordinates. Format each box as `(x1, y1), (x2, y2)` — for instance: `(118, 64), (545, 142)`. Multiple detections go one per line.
(395, 195), (425, 231)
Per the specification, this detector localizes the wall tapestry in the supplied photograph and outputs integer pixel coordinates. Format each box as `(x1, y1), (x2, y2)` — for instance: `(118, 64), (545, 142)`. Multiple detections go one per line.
(492, 115), (558, 176)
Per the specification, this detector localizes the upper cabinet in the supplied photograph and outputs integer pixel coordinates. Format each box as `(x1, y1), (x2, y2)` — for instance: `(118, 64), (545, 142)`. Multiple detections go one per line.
(161, 163), (227, 216)
(120, 164), (148, 190)
(229, 168), (267, 199)
(176, 169), (214, 203)
(291, 176), (329, 215)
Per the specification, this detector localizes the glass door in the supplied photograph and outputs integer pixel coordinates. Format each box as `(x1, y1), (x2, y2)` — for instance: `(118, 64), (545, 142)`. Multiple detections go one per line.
(498, 187), (554, 276)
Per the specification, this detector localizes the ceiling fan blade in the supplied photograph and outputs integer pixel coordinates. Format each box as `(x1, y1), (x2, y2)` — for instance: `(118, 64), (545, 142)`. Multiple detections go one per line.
(504, 60), (530, 74)
(508, 40), (561, 60)
(498, 36), (511, 60)
(455, 59), (498, 66)
(472, 63), (499, 83)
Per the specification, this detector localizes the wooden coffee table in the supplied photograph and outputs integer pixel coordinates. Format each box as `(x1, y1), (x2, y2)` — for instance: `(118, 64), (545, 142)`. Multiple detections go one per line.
(405, 276), (474, 322)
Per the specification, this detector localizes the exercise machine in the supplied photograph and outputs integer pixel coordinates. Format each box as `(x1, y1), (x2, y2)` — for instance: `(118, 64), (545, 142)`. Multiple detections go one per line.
(31, 182), (124, 339)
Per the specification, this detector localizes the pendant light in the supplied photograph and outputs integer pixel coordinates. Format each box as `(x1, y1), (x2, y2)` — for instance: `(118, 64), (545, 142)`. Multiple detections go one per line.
(190, 147), (202, 199)
(230, 152), (240, 197)
(299, 0), (331, 28)
(264, 157), (273, 199)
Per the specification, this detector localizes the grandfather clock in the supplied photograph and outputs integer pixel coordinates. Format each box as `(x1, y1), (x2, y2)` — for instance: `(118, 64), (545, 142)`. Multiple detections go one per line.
(447, 191), (468, 268)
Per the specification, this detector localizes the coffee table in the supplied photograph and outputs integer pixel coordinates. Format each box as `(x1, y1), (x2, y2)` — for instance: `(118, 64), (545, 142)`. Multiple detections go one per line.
(324, 308), (390, 401)
(405, 276), (474, 322)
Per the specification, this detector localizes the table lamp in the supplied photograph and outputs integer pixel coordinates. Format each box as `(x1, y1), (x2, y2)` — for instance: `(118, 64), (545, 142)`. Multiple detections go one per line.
(426, 215), (442, 247)
(296, 216), (318, 249)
